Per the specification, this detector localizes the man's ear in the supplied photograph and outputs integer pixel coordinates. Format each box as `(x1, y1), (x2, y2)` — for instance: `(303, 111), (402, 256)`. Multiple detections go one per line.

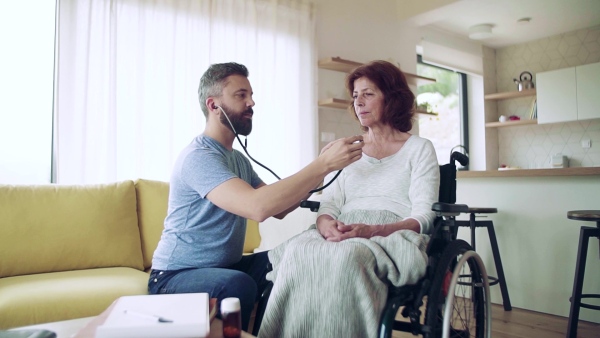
(206, 98), (218, 112)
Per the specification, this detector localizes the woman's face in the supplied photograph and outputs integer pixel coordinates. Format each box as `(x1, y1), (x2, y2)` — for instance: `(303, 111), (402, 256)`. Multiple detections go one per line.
(353, 77), (385, 128)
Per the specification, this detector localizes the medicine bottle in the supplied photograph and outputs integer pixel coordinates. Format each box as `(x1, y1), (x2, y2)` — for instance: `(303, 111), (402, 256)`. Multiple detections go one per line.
(221, 297), (242, 338)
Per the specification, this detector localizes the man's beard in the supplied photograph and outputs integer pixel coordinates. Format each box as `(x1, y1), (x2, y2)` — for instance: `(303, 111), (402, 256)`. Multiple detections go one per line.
(219, 104), (253, 136)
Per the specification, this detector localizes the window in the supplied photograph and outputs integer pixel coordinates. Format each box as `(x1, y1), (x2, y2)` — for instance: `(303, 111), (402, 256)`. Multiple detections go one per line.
(1, 0), (315, 185)
(416, 55), (469, 169)
(0, 1), (56, 183)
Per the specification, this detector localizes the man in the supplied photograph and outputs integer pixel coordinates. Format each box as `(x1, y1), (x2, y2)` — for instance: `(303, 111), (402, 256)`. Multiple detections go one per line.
(148, 62), (363, 330)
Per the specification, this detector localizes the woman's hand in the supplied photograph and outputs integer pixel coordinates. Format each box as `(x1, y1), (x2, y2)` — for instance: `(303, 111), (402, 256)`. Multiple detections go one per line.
(328, 223), (386, 241)
(331, 219), (420, 241)
(317, 216), (347, 240)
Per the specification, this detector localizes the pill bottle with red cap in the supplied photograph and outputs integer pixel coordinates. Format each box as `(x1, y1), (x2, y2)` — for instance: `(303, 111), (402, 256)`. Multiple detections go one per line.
(221, 297), (241, 338)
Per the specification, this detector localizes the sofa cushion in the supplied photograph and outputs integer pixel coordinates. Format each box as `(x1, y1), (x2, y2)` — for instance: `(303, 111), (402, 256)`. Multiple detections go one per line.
(134, 179), (170, 270)
(244, 219), (261, 254)
(134, 179), (262, 268)
(0, 181), (144, 278)
(0, 267), (149, 329)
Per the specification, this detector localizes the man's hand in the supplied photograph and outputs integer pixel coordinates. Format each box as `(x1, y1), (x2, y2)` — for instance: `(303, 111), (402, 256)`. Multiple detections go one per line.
(318, 135), (364, 171)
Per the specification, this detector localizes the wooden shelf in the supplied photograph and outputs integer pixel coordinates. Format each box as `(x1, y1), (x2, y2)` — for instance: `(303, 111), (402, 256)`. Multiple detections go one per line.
(318, 57), (436, 86)
(484, 89), (536, 100)
(485, 119), (537, 128)
(318, 98), (350, 109)
(318, 97), (437, 116)
(318, 57), (362, 72)
(457, 167), (600, 178)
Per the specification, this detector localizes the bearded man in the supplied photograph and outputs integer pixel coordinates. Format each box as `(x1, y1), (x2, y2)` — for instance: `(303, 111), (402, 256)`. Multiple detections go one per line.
(148, 62), (363, 331)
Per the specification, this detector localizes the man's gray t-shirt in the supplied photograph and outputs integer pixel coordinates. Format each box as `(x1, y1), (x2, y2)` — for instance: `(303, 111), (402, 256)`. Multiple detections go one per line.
(151, 135), (263, 270)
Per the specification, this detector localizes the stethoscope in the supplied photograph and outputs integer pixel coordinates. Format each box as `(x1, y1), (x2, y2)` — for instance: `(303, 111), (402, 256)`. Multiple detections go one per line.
(216, 105), (341, 194)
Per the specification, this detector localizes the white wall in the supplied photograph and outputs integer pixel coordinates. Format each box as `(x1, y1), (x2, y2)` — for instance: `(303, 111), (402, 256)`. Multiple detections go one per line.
(456, 176), (600, 323)
(467, 75), (487, 171)
(314, 0), (420, 72)
(482, 46), (499, 171)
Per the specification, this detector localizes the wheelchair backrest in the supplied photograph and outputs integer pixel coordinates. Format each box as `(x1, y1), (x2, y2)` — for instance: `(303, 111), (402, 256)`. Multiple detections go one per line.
(427, 152), (470, 257)
(438, 151), (469, 204)
(438, 163), (457, 204)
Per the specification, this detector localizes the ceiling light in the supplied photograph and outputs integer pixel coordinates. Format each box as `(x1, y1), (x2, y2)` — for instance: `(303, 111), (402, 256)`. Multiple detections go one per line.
(517, 17), (532, 25)
(468, 24), (494, 40)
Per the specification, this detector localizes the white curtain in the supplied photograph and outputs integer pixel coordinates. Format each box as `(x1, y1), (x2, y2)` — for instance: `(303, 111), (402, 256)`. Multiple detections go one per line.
(55, 0), (316, 184)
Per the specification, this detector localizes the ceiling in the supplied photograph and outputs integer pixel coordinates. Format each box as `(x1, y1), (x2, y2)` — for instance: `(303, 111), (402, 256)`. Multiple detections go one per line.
(401, 0), (600, 48)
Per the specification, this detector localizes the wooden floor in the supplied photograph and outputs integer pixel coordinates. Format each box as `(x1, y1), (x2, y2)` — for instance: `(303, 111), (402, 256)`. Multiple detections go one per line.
(391, 303), (600, 338)
(250, 301), (600, 337)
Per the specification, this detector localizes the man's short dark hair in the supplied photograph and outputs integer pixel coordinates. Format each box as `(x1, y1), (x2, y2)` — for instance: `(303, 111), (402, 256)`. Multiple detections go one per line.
(198, 62), (249, 118)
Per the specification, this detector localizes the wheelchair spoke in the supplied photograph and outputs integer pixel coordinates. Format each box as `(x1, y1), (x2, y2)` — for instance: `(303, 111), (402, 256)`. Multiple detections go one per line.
(424, 240), (490, 338)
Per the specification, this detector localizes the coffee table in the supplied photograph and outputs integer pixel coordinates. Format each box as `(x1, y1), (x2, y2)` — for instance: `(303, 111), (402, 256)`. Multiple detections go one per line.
(10, 305), (255, 338)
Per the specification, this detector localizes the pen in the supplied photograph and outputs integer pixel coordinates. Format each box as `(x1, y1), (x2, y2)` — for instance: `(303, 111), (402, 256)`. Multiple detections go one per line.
(123, 310), (173, 323)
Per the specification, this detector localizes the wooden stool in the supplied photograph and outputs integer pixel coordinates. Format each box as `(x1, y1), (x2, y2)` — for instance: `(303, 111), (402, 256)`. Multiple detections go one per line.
(566, 210), (600, 338)
(455, 207), (512, 311)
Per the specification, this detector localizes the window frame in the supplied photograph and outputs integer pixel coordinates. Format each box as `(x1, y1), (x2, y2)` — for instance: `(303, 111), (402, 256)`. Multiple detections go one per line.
(417, 55), (469, 170)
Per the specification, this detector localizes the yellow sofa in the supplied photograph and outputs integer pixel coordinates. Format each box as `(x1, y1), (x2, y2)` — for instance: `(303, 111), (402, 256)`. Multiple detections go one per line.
(0, 179), (261, 329)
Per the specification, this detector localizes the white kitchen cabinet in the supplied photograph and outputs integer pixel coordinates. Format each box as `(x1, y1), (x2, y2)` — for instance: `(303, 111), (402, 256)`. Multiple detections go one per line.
(576, 62), (600, 121)
(536, 67), (577, 124)
(537, 62), (600, 124)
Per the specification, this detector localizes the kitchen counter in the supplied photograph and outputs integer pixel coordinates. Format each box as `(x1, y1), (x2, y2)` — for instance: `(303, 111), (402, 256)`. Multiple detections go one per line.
(454, 173), (599, 323)
(457, 167), (600, 178)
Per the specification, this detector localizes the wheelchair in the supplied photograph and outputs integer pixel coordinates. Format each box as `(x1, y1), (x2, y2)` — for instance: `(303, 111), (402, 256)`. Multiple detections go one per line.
(252, 151), (491, 338)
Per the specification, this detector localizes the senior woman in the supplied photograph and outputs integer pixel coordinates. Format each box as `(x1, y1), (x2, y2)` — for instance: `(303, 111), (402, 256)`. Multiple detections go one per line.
(258, 60), (440, 338)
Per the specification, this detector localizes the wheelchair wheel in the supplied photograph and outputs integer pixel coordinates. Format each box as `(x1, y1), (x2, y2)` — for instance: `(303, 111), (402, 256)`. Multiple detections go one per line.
(424, 240), (491, 338)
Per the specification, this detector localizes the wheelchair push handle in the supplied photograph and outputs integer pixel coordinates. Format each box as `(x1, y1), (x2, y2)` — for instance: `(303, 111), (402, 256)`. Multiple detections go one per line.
(450, 151), (469, 167)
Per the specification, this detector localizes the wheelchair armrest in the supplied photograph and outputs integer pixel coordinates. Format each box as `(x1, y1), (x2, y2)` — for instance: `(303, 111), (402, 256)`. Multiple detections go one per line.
(432, 202), (469, 216)
(300, 200), (320, 212)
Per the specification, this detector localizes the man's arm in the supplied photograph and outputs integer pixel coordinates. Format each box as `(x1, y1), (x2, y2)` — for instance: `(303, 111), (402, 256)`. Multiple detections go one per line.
(206, 136), (363, 222)
(247, 182), (310, 220)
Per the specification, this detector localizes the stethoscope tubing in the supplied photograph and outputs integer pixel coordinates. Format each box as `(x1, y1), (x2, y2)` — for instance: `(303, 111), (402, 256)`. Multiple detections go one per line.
(218, 105), (339, 194)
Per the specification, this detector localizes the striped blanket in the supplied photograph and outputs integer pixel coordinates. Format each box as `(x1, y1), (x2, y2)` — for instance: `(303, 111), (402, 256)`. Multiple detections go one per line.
(258, 226), (429, 338)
